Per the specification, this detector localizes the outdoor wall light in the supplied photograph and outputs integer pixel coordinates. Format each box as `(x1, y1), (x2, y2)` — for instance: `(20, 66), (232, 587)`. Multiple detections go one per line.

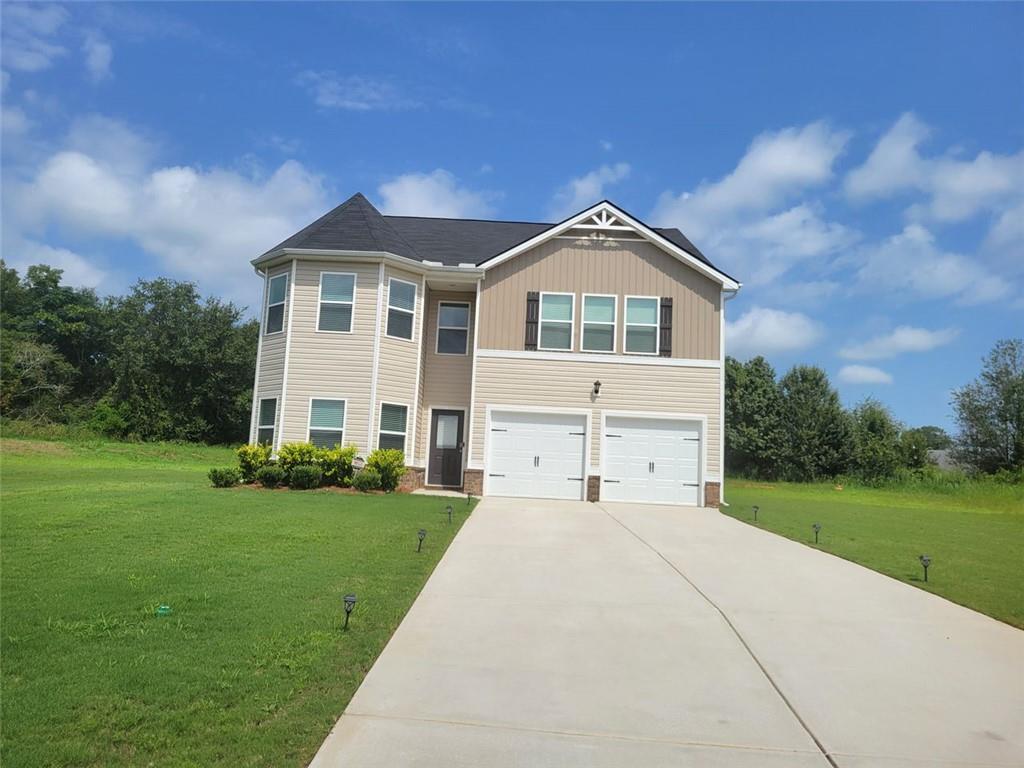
(417, 528), (427, 552)
(592, 380), (602, 396)
(343, 593), (357, 629)
(919, 554), (931, 582)
(812, 523), (822, 544)
(446, 504), (453, 524)
(753, 505), (759, 522)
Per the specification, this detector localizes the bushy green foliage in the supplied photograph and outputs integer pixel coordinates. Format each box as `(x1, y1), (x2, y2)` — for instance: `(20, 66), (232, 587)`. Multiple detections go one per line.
(276, 442), (319, 475)
(208, 467), (241, 487)
(237, 443), (271, 482)
(255, 464), (286, 488)
(903, 425), (952, 450)
(778, 366), (852, 482)
(367, 448), (406, 492)
(288, 464), (323, 490)
(352, 467), (382, 492)
(850, 399), (902, 484)
(316, 444), (358, 486)
(87, 400), (129, 437)
(900, 429), (931, 471)
(725, 356), (784, 478)
(952, 338), (1023, 474)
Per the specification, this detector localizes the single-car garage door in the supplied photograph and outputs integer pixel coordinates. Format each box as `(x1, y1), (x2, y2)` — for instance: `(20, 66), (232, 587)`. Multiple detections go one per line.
(602, 416), (701, 505)
(486, 410), (587, 500)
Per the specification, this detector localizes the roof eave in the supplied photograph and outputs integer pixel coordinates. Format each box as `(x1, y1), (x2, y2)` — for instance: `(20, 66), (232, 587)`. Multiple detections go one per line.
(251, 248), (485, 279)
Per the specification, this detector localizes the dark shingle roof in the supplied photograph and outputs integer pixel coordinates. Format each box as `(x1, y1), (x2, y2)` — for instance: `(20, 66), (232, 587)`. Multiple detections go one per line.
(260, 193), (722, 274)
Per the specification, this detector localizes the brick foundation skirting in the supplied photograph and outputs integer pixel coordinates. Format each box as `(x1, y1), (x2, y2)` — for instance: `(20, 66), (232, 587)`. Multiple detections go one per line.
(586, 475), (600, 502)
(398, 466), (425, 493)
(463, 469), (483, 496)
(704, 481), (721, 508)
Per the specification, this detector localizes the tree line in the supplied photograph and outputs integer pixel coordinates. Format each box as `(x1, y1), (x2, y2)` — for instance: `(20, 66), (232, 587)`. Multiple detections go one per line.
(726, 340), (1023, 483)
(1, 262), (257, 443)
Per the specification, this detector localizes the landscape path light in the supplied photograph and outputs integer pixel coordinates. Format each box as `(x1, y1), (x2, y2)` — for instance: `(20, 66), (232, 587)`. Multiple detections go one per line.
(417, 528), (427, 553)
(753, 505), (759, 522)
(446, 504), (453, 524)
(812, 523), (821, 544)
(343, 593), (357, 630)
(919, 555), (931, 583)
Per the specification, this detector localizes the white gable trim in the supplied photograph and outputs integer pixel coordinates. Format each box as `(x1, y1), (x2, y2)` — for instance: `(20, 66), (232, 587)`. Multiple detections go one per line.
(479, 201), (741, 291)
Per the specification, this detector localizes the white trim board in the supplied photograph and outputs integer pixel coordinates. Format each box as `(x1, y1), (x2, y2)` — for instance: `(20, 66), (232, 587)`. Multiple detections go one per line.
(367, 262), (385, 451)
(466, 279), (483, 467)
(276, 259), (297, 452)
(248, 268), (268, 443)
(476, 348), (720, 369)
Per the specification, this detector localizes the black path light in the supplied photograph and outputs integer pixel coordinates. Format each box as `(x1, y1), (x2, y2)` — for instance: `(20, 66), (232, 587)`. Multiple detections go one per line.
(417, 528), (427, 553)
(812, 523), (822, 544)
(753, 505), (759, 522)
(343, 593), (357, 630)
(919, 554), (932, 583)
(446, 504), (453, 524)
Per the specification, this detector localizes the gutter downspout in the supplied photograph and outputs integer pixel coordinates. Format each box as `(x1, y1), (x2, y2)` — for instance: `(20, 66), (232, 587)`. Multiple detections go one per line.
(720, 286), (740, 507)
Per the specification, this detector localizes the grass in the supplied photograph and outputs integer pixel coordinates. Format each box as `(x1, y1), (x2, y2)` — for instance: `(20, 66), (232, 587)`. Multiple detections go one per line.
(1, 437), (475, 767)
(723, 478), (1024, 628)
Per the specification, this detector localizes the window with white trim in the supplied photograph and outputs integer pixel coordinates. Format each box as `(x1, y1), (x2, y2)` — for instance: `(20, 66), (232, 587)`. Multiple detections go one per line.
(581, 294), (616, 352)
(318, 273), (355, 333)
(308, 399), (345, 448)
(257, 398), (276, 445)
(624, 296), (659, 354)
(436, 302), (470, 355)
(378, 403), (408, 451)
(265, 274), (288, 334)
(539, 292), (574, 351)
(386, 278), (416, 340)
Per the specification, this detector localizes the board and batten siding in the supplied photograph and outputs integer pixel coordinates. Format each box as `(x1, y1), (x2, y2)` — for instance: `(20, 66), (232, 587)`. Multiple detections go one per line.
(278, 259), (379, 450)
(375, 265), (425, 459)
(253, 263), (291, 441)
(471, 355), (721, 478)
(477, 238), (721, 360)
(414, 289), (475, 464)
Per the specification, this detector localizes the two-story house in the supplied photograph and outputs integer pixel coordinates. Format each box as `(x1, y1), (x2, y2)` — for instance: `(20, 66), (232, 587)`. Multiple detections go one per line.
(248, 193), (740, 506)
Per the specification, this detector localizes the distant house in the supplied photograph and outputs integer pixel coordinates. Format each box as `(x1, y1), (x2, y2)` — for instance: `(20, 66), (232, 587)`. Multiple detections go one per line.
(247, 194), (740, 506)
(928, 449), (959, 471)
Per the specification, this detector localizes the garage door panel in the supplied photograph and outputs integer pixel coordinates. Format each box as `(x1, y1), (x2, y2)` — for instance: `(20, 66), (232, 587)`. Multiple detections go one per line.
(487, 411), (586, 500)
(602, 416), (701, 506)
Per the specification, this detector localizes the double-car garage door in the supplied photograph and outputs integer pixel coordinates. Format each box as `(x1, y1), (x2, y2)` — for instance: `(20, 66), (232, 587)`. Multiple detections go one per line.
(486, 410), (701, 505)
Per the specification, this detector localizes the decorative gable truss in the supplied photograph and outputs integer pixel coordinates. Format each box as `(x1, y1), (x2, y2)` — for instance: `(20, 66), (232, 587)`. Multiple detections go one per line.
(557, 209), (645, 243)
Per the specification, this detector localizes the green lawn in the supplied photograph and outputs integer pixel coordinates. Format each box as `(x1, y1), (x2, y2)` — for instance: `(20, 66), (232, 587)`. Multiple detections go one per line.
(0, 438), (475, 767)
(723, 478), (1024, 628)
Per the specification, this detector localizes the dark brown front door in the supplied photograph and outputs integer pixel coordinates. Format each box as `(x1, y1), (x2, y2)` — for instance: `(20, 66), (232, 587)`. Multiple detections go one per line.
(428, 410), (464, 487)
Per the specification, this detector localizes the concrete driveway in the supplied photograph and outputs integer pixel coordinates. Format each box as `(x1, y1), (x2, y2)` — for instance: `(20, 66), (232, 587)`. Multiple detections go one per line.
(309, 499), (1024, 767)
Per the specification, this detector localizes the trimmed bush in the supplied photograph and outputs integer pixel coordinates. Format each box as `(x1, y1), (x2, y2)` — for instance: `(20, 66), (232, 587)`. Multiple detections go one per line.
(317, 444), (358, 486)
(208, 467), (241, 488)
(237, 443), (271, 482)
(277, 442), (319, 476)
(255, 464), (286, 489)
(352, 467), (382, 492)
(289, 464), (323, 490)
(367, 448), (405, 492)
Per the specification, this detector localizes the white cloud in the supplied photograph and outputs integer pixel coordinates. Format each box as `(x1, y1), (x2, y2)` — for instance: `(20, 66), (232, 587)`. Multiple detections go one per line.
(548, 162), (630, 220)
(1, 4), (69, 72)
(840, 325), (959, 360)
(1, 70), (9, 93)
(377, 169), (496, 218)
(854, 224), (1010, 305)
(845, 112), (1024, 223)
(725, 306), (824, 360)
(2, 105), (32, 137)
(838, 365), (893, 385)
(599, 139), (613, 152)
(6, 239), (108, 289)
(82, 32), (113, 82)
(296, 71), (418, 111)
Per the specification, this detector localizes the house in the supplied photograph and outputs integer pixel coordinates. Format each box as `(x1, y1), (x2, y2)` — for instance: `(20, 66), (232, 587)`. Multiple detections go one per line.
(248, 193), (740, 506)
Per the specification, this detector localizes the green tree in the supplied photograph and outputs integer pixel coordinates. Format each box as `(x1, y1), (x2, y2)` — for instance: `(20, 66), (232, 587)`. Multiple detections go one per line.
(952, 338), (1024, 474)
(902, 425), (952, 450)
(0, 338), (77, 420)
(850, 398), (902, 483)
(778, 365), (851, 481)
(724, 355), (784, 478)
(899, 429), (931, 471)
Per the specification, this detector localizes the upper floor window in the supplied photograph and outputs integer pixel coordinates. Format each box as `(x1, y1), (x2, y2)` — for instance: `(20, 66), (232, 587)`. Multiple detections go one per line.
(317, 272), (355, 333)
(624, 296), (659, 355)
(539, 292), (574, 351)
(386, 278), (417, 340)
(265, 273), (287, 334)
(256, 398), (276, 445)
(378, 403), (408, 452)
(308, 398), (345, 448)
(581, 294), (616, 353)
(436, 302), (470, 355)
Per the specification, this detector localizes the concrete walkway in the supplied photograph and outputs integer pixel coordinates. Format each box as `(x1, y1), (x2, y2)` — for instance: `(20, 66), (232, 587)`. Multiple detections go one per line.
(309, 499), (1024, 767)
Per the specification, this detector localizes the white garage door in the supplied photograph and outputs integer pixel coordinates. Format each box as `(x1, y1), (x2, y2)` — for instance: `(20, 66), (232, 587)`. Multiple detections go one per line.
(602, 416), (701, 505)
(486, 410), (587, 500)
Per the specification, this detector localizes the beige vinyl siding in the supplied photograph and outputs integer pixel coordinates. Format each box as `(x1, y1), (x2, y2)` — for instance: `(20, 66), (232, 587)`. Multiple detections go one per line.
(414, 289), (475, 463)
(376, 266), (425, 458)
(471, 355), (721, 477)
(279, 260), (380, 450)
(253, 264), (291, 440)
(478, 238), (721, 360)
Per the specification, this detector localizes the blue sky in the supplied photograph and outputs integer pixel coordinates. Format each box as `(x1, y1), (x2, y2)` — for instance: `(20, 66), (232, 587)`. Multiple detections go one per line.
(2, 2), (1021, 431)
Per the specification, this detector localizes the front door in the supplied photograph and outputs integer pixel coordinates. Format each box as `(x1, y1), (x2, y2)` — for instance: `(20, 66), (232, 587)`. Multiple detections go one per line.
(429, 410), (465, 487)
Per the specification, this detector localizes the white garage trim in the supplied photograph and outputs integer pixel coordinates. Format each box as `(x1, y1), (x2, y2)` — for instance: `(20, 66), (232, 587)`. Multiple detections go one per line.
(483, 405), (592, 500)
(599, 410), (708, 507)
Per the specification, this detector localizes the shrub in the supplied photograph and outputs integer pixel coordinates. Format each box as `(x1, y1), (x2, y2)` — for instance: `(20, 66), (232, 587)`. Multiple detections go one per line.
(352, 467), (382, 492)
(289, 463), (323, 490)
(208, 467), (241, 488)
(317, 444), (358, 486)
(277, 442), (319, 476)
(367, 448), (405, 492)
(237, 443), (271, 482)
(255, 464), (286, 488)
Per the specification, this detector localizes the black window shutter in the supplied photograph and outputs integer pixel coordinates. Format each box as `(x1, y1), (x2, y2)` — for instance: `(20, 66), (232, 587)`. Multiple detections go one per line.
(525, 291), (540, 350)
(659, 297), (673, 357)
